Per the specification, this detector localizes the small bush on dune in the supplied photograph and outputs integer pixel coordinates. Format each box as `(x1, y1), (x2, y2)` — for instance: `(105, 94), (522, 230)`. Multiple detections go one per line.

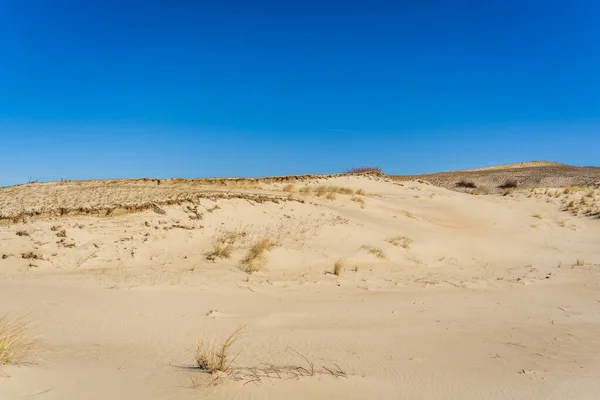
(205, 243), (233, 261)
(456, 180), (477, 189)
(498, 179), (518, 189)
(343, 166), (383, 175)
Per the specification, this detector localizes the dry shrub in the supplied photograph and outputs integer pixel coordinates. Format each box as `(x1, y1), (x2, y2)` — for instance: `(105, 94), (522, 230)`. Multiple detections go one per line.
(386, 235), (413, 249)
(333, 260), (343, 276)
(456, 180), (476, 189)
(360, 245), (386, 259)
(0, 313), (36, 366)
(21, 252), (42, 260)
(241, 238), (278, 273)
(343, 166), (382, 174)
(15, 230), (29, 237)
(195, 326), (245, 374)
(498, 179), (518, 189)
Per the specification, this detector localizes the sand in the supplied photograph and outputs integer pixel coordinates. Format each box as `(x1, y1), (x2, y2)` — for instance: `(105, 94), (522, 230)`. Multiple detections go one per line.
(1, 175), (599, 399)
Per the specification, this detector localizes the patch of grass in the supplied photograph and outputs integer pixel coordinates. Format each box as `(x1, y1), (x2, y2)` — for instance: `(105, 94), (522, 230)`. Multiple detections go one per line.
(575, 259), (585, 266)
(456, 180), (476, 189)
(195, 326), (245, 374)
(298, 186), (312, 195)
(0, 313), (36, 366)
(351, 196), (365, 208)
(355, 188), (366, 196)
(241, 238), (278, 273)
(207, 204), (221, 213)
(282, 184), (295, 192)
(333, 260), (343, 276)
(360, 245), (386, 259)
(15, 230), (29, 237)
(325, 192), (337, 200)
(386, 235), (413, 249)
(498, 179), (518, 189)
(205, 243), (233, 261)
(532, 213), (543, 219)
(314, 185), (354, 197)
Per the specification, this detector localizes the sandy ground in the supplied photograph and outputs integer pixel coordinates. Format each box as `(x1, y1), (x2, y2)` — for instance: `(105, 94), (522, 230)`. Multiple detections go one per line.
(1, 175), (599, 399)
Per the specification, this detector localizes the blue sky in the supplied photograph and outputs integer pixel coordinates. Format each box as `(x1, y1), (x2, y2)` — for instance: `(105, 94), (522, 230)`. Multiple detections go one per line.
(0, 1), (599, 186)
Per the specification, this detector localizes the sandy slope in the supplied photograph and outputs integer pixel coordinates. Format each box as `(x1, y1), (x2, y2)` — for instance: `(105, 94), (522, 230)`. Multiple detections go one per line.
(1, 175), (599, 399)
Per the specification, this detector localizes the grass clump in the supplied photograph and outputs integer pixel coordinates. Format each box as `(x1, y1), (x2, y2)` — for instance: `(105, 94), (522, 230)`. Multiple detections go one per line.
(0, 313), (36, 366)
(15, 230), (29, 237)
(532, 213), (543, 219)
(456, 180), (476, 189)
(195, 326), (245, 374)
(386, 235), (413, 249)
(355, 188), (366, 195)
(351, 196), (365, 208)
(333, 260), (344, 276)
(205, 243), (233, 261)
(360, 245), (386, 259)
(325, 192), (337, 200)
(282, 184), (295, 192)
(575, 259), (585, 266)
(241, 238), (278, 273)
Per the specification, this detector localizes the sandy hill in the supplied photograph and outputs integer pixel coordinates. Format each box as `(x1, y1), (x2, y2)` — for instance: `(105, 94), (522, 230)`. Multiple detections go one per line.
(393, 161), (600, 193)
(1, 173), (599, 399)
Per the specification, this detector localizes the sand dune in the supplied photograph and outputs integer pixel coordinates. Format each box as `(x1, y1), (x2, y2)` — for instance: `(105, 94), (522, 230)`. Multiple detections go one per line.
(1, 174), (599, 399)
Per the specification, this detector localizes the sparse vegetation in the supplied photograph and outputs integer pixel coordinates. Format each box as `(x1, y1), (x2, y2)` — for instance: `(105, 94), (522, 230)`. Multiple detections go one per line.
(456, 180), (477, 189)
(325, 192), (337, 200)
(21, 251), (42, 260)
(343, 166), (382, 174)
(241, 237), (278, 273)
(205, 243), (233, 261)
(351, 196), (365, 208)
(498, 179), (518, 189)
(195, 326), (245, 374)
(575, 259), (585, 266)
(386, 235), (413, 249)
(360, 245), (386, 259)
(0, 313), (36, 366)
(282, 184), (295, 192)
(15, 230), (29, 237)
(355, 188), (366, 195)
(333, 260), (343, 276)
(314, 185), (354, 197)
(532, 213), (543, 219)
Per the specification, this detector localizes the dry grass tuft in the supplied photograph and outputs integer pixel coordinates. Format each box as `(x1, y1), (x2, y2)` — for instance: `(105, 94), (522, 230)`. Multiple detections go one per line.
(351, 196), (365, 208)
(386, 235), (413, 249)
(575, 259), (585, 266)
(532, 213), (543, 219)
(195, 326), (245, 374)
(333, 260), (344, 276)
(282, 184), (295, 192)
(241, 237), (278, 273)
(21, 251), (42, 260)
(360, 245), (386, 259)
(325, 192), (337, 200)
(0, 313), (36, 366)
(314, 185), (354, 197)
(205, 243), (233, 261)
(15, 230), (29, 237)
(355, 188), (366, 195)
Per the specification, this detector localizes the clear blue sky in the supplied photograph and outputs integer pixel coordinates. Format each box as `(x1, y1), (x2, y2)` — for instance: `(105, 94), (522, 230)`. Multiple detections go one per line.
(1, 1), (599, 186)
